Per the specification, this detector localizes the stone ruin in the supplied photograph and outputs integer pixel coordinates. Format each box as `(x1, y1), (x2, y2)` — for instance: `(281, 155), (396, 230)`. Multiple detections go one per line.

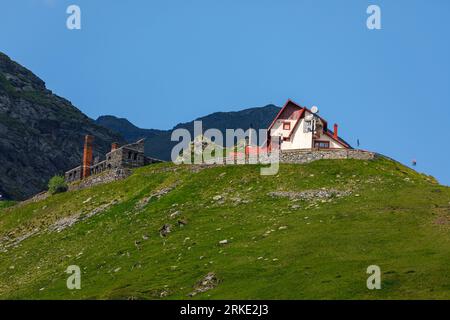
(65, 135), (162, 183)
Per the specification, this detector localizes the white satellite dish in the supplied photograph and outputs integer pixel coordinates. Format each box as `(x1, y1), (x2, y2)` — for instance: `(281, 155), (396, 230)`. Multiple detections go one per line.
(311, 106), (319, 114)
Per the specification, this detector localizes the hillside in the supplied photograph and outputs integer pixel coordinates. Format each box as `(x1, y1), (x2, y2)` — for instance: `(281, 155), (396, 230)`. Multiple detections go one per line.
(96, 105), (280, 161)
(1, 158), (450, 299)
(0, 52), (124, 200)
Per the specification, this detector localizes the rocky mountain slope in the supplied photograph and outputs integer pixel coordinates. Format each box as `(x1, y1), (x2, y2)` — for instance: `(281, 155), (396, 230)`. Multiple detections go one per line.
(0, 52), (123, 200)
(1, 158), (449, 299)
(96, 105), (280, 161)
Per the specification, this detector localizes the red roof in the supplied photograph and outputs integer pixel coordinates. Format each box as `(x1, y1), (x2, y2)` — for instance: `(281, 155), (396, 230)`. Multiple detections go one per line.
(268, 99), (351, 149)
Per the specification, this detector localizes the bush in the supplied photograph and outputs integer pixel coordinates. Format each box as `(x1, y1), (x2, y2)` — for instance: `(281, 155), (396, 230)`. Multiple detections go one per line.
(48, 175), (68, 195)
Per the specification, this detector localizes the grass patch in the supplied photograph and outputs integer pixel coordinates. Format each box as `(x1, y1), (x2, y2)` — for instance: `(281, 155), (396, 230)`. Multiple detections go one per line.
(0, 201), (16, 210)
(0, 158), (449, 299)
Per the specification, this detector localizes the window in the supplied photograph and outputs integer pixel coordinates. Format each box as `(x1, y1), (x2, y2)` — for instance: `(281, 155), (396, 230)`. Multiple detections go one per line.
(304, 120), (312, 133)
(133, 153), (138, 160)
(283, 122), (291, 130)
(314, 141), (330, 149)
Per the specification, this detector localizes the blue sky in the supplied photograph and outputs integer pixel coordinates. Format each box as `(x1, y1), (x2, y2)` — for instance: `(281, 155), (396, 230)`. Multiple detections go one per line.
(1, 0), (449, 184)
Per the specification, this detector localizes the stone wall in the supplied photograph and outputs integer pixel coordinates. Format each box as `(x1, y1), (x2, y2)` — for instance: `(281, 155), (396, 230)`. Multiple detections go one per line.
(65, 165), (82, 183)
(68, 168), (132, 192)
(222, 149), (377, 165)
(278, 149), (377, 164)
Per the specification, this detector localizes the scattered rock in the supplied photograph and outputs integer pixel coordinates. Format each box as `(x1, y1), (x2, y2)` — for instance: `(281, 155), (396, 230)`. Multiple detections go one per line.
(169, 211), (182, 219)
(268, 189), (352, 202)
(48, 214), (81, 233)
(178, 219), (188, 227)
(219, 239), (228, 245)
(136, 183), (179, 209)
(82, 197), (92, 204)
(159, 224), (172, 237)
(189, 272), (219, 297)
(48, 199), (117, 233)
(159, 290), (169, 298)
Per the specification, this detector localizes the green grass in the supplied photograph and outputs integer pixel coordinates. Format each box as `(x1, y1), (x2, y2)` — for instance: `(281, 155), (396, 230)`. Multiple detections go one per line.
(0, 201), (16, 210)
(1, 158), (450, 299)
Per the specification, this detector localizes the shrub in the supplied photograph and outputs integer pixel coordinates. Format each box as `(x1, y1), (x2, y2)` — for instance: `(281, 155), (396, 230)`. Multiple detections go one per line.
(48, 175), (68, 195)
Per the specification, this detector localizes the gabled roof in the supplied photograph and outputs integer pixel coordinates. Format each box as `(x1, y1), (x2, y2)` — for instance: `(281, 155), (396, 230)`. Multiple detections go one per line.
(324, 130), (352, 149)
(267, 99), (302, 132)
(268, 99), (352, 149)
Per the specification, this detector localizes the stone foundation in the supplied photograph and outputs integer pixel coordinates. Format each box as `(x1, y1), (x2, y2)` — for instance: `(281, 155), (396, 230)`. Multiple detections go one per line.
(278, 149), (377, 163)
(227, 149), (377, 165)
(68, 168), (132, 192)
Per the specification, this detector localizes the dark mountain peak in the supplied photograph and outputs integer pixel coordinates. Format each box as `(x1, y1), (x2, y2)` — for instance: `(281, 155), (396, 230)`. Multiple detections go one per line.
(172, 104), (280, 131)
(96, 115), (167, 142)
(0, 52), (46, 92)
(0, 51), (123, 200)
(97, 115), (141, 132)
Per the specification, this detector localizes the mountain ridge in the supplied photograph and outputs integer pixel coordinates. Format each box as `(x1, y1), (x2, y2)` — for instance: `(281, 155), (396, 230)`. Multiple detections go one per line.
(96, 105), (280, 161)
(0, 52), (124, 200)
(0, 51), (280, 199)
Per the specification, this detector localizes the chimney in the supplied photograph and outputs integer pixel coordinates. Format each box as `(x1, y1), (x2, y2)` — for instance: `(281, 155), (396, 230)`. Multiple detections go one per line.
(333, 124), (338, 140)
(111, 142), (119, 151)
(82, 135), (94, 179)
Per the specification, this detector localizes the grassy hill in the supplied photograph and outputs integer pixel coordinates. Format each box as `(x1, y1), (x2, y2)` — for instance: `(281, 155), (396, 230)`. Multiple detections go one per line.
(1, 158), (450, 299)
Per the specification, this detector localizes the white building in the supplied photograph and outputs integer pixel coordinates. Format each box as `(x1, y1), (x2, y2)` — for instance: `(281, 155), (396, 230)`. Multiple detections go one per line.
(267, 100), (351, 150)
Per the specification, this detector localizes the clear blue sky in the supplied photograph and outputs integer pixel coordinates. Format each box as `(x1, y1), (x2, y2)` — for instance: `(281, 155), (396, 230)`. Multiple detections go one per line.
(1, 0), (449, 184)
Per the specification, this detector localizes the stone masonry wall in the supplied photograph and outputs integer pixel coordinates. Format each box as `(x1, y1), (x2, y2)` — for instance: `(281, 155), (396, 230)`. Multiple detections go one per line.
(278, 149), (377, 164)
(225, 149), (377, 165)
(68, 168), (132, 192)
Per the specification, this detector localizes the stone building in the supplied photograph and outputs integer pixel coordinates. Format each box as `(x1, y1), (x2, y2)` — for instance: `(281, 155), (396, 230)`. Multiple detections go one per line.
(65, 135), (161, 183)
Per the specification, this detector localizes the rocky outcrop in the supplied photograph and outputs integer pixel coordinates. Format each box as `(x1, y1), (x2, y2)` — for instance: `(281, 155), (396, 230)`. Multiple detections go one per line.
(0, 52), (124, 200)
